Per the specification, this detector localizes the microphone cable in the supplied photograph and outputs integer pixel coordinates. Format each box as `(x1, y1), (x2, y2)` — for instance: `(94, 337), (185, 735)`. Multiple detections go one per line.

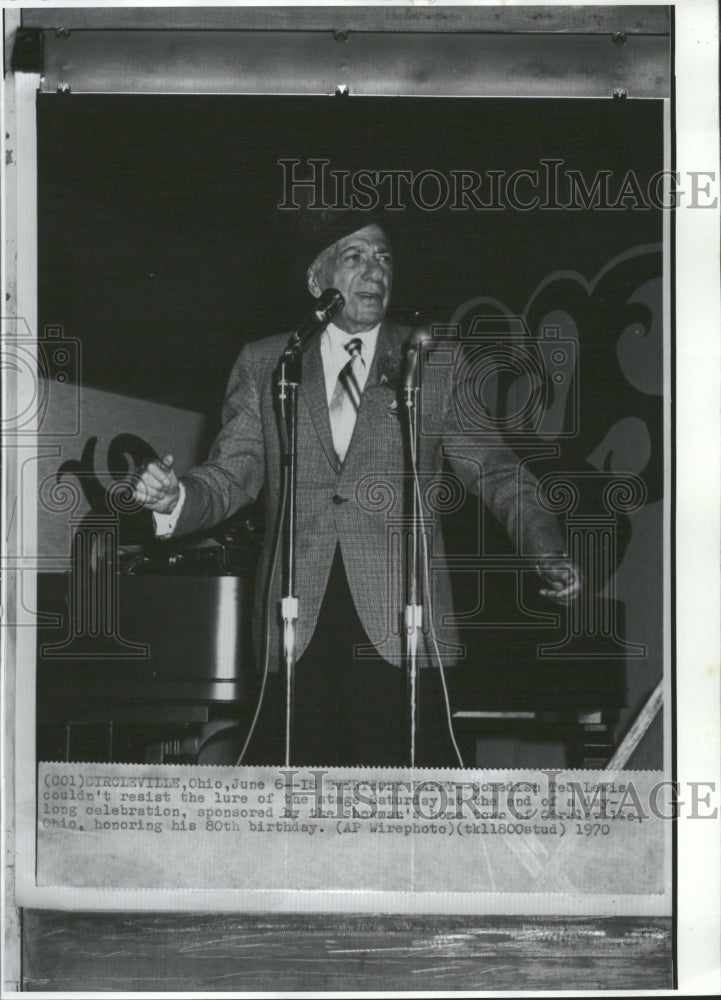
(235, 381), (290, 766)
(408, 419), (465, 769)
(236, 290), (343, 766)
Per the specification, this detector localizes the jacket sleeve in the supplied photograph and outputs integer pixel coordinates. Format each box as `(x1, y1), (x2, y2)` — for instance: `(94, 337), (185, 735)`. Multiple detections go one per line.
(432, 360), (565, 558)
(173, 346), (266, 537)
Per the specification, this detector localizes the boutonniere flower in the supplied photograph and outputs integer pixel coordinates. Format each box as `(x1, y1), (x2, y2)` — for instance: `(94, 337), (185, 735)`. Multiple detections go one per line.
(376, 354), (402, 391)
(375, 353), (404, 416)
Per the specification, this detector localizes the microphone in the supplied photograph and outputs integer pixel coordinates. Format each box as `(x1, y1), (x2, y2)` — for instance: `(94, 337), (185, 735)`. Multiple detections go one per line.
(403, 323), (434, 389)
(291, 288), (345, 353)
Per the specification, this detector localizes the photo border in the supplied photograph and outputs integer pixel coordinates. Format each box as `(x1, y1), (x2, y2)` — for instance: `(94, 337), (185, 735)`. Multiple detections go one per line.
(2, 0), (719, 993)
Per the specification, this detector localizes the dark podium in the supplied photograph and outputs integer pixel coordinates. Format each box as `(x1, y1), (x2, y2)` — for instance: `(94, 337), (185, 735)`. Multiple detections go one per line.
(36, 566), (257, 764)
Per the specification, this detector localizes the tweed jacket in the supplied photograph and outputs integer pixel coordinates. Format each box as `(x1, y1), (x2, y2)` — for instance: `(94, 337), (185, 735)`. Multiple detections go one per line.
(175, 319), (565, 672)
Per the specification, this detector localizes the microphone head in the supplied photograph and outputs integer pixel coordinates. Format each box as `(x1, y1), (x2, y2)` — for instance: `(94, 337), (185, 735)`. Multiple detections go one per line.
(403, 319), (443, 389)
(406, 321), (436, 352)
(316, 287), (345, 322)
(403, 322), (437, 388)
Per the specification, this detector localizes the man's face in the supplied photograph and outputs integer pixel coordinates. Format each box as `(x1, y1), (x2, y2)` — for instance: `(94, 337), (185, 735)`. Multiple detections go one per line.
(308, 224), (393, 334)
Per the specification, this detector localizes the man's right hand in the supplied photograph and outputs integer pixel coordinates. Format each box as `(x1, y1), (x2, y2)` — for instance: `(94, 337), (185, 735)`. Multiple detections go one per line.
(134, 454), (180, 514)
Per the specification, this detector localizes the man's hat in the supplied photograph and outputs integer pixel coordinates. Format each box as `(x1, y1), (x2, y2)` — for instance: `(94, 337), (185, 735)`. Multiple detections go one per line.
(273, 202), (393, 298)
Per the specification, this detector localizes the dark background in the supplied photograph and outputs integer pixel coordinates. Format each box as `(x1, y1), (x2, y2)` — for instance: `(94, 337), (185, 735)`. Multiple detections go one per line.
(36, 94), (665, 768)
(38, 95), (663, 422)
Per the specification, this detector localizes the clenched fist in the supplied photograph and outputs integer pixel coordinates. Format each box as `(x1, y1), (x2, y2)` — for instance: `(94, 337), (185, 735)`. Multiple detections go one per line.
(134, 454), (181, 514)
(536, 554), (583, 602)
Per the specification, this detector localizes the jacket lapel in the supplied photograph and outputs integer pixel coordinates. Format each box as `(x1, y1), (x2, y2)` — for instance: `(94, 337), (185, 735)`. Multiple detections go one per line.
(300, 335), (339, 471)
(365, 319), (401, 391)
(341, 320), (404, 461)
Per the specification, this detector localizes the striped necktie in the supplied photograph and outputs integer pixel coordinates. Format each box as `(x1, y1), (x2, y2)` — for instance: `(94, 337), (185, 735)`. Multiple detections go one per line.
(329, 337), (364, 463)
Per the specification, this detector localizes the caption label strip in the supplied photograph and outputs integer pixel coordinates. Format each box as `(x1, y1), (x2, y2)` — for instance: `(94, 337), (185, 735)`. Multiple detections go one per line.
(38, 763), (666, 894)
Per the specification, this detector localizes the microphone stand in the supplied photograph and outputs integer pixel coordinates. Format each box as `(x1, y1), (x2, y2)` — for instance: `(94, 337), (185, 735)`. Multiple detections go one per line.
(274, 289), (344, 766)
(276, 337), (302, 767)
(403, 376), (423, 769)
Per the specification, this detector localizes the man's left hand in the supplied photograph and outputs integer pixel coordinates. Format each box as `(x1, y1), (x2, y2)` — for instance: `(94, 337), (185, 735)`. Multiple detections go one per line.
(537, 555), (583, 602)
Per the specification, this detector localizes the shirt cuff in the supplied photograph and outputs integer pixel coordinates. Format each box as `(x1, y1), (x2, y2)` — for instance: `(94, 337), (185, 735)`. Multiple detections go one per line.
(152, 481), (186, 538)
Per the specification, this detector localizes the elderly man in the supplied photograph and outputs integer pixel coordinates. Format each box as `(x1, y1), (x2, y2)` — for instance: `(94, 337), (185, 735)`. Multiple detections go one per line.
(135, 214), (581, 766)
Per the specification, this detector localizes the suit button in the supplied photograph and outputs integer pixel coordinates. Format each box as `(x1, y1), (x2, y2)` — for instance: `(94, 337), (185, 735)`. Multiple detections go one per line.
(332, 495), (347, 505)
